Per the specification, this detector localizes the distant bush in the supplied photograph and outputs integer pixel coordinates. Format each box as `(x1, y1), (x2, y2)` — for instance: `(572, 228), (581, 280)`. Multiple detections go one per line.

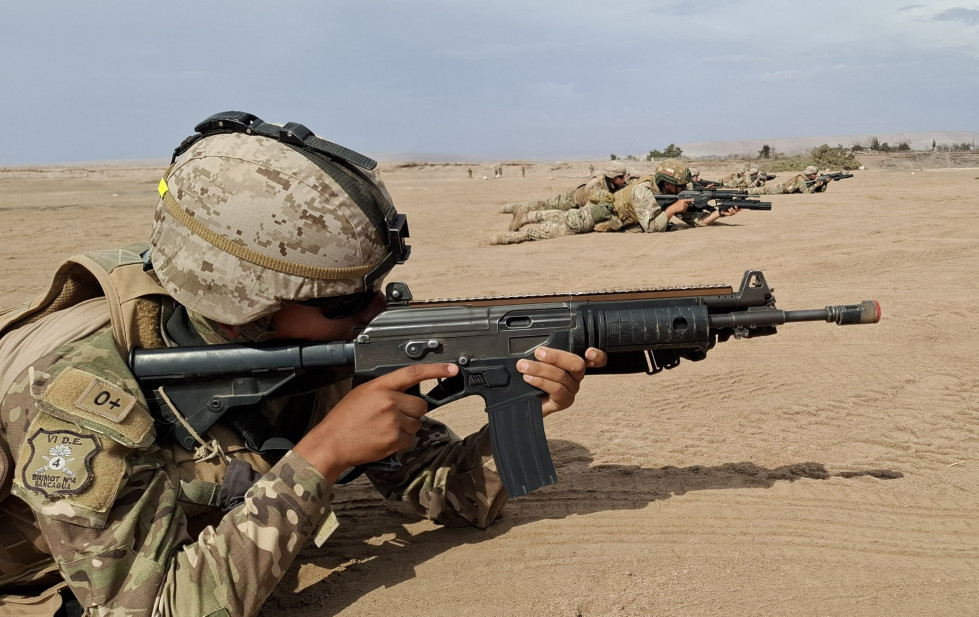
(644, 144), (683, 161)
(934, 142), (974, 152)
(763, 144), (861, 172)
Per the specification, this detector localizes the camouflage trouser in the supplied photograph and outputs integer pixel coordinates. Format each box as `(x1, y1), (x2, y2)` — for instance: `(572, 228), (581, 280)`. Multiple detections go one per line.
(748, 184), (786, 195)
(528, 206), (596, 235)
(494, 206), (600, 244)
(504, 188), (577, 214)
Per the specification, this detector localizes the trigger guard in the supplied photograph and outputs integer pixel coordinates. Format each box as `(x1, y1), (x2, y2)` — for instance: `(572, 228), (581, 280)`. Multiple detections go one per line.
(421, 372), (466, 407)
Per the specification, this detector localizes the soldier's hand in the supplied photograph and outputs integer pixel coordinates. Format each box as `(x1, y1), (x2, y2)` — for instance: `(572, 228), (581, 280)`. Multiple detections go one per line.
(666, 199), (693, 216)
(295, 363), (459, 483)
(516, 346), (607, 417)
(720, 206), (741, 217)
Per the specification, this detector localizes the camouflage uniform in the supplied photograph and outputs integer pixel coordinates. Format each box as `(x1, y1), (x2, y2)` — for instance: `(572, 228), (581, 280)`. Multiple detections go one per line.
(747, 168), (822, 195)
(0, 123), (507, 616)
(499, 162), (627, 215)
(719, 169), (747, 188)
(602, 176), (706, 232)
(500, 174), (619, 217)
(493, 202), (612, 244)
(493, 161), (703, 244)
(686, 168), (722, 191)
(0, 248), (505, 616)
(743, 168), (765, 189)
(494, 163), (629, 241)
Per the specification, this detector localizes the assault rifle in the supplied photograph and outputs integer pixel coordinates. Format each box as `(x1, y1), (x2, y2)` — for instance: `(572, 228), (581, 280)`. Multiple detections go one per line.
(691, 179), (722, 190)
(130, 271), (880, 497)
(806, 172), (854, 187)
(758, 173), (777, 182)
(655, 189), (772, 213)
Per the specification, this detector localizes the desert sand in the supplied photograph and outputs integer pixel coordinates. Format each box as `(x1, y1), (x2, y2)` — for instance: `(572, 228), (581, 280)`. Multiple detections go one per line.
(1, 158), (976, 616)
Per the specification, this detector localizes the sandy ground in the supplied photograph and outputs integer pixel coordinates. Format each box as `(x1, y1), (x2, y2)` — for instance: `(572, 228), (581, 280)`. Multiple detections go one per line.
(1, 160), (977, 616)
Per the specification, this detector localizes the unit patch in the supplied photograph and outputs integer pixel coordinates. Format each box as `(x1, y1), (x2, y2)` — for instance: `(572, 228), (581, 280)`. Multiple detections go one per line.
(22, 428), (101, 497)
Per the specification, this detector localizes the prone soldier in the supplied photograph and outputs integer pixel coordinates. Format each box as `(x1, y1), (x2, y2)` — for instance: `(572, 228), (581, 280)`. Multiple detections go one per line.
(500, 161), (628, 216)
(492, 159), (740, 244)
(688, 167), (721, 190)
(0, 111), (606, 616)
(748, 165), (828, 195)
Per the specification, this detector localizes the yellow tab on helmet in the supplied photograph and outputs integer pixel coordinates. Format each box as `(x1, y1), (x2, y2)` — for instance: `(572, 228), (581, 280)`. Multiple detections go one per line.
(158, 178), (169, 198)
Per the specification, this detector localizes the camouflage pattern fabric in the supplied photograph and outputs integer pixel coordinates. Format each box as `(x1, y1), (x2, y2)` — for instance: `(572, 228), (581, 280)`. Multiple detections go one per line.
(504, 175), (618, 215)
(747, 173), (817, 195)
(611, 179), (706, 233)
(719, 171), (746, 188)
(511, 186), (579, 214)
(0, 286), (507, 614)
(150, 133), (392, 325)
(496, 206), (601, 243)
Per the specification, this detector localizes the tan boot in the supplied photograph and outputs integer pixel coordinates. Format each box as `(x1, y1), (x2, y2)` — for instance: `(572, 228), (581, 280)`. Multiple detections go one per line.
(490, 231), (529, 245)
(508, 204), (533, 231)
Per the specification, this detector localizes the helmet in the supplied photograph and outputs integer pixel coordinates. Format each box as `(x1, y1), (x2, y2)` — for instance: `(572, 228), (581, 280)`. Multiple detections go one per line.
(653, 159), (691, 187)
(604, 161), (628, 178)
(149, 111), (409, 325)
(748, 166), (759, 174)
(804, 165), (819, 175)
(688, 167), (700, 177)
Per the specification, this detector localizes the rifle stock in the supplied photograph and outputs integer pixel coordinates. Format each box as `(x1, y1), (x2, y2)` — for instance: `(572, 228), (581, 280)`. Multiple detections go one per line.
(130, 271), (880, 497)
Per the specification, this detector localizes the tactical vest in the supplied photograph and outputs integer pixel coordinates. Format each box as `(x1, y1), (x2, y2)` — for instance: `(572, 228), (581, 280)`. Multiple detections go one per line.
(580, 175), (625, 208)
(0, 244), (169, 594)
(0, 244), (336, 593)
(612, 176), (658, 225)
(0, 243), (167, 355)
(0, 242), (168, 496)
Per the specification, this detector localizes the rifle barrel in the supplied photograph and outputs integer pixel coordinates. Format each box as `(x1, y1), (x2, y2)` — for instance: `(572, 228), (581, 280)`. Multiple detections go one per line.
(709, 301), (880, 329)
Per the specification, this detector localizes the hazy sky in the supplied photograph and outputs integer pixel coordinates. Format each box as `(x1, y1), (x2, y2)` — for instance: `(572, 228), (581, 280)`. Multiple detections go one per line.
(1, 1), (977, 165)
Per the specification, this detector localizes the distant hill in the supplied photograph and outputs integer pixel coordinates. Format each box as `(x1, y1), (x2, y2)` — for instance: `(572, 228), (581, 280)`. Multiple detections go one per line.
(373, 131), (978, 163)
(680, 131), (978, 159)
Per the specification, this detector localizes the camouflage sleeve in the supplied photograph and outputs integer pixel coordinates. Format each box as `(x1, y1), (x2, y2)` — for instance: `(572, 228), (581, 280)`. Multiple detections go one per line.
(586, 188), (615, 204)
(784, 175), (809, 194)
(631, 183), (669, 232)
(32, 445), (333, 617)
(153, 450), (334, 616)
(364, 419), (507, 529)
(4, 328), (334, 616)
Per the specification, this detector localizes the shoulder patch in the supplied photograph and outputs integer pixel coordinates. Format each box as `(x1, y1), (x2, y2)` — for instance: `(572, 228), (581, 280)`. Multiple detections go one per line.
(39, 366), (153, 448)
(21, 428), (100, 497)
(12, 411), (130, 528)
